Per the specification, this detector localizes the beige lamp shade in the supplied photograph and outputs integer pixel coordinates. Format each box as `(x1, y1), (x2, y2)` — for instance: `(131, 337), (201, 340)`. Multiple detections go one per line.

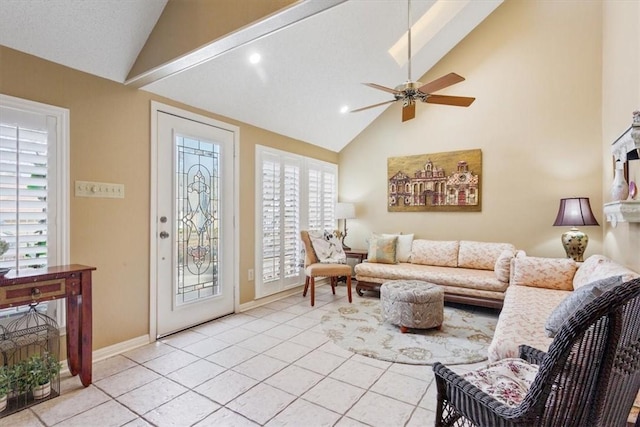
(335, 202), (356, 219)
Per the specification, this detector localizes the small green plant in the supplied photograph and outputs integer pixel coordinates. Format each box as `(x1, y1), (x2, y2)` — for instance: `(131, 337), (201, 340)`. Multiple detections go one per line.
(7, 361), (30, 395)
(27, 353), (60, 387)
(0, 365), (9, 397)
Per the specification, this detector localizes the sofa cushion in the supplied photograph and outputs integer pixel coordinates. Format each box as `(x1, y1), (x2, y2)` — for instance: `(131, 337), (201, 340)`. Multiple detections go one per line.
(367, 234), (398, 264)
(380, 233), (414, 263)
(308, 230), (346, 264)
(511, 256), (577, 291)
(354, 262), (509, 292)
(545, 275), (623, 337)
(573, 255), (639, 290)
(488, 285), (564, 362)
(458, 241), (516, 271)
(494, 249), (514, 283)
(462, 358), (539, 407)
(411, 240), (459, 267)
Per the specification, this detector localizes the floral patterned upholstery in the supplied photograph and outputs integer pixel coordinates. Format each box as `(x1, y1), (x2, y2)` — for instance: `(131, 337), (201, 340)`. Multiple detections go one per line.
(458, 241), (516, 270)
(494, 249), (514, 283)
(573, 254), (639, 289)
(510, 256), (577, 290)
(381, 280), (444, 330)
(461, 358), (539, 407)
(355, 262), (509, 292)
(488, 284), (562, 361)
(411, 240), (459, 267)
(489, 255), (639, 362)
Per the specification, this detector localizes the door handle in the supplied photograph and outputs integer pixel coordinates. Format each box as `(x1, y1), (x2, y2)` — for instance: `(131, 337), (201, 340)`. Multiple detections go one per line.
(159, 231), (169, 239)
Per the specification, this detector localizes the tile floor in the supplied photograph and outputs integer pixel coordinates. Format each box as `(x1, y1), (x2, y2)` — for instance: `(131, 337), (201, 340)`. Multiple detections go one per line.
(3, 285), (492, 427)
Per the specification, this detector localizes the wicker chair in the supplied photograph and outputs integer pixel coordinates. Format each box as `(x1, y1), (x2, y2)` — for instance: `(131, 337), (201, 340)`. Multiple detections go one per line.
(433, 277), (640, 427)
(300, 230), (352, 307)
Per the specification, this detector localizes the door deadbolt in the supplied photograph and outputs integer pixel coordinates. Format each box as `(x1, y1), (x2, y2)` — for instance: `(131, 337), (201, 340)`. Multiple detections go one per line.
(160, 216), (168, 223)
(159, 231), (169, 239)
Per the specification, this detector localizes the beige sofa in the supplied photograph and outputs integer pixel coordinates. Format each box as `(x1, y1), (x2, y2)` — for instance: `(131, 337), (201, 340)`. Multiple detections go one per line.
(354, 239), (519, 309)
(487, 254), (640, 362)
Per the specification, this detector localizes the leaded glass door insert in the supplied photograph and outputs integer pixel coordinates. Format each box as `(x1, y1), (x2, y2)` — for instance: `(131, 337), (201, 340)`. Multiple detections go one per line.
(155, 109), (235, 337)
(176, 136), (220, 305)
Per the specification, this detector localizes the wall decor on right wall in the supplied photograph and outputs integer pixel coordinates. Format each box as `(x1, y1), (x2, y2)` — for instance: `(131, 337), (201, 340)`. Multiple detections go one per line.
(388, 149), (482, 212)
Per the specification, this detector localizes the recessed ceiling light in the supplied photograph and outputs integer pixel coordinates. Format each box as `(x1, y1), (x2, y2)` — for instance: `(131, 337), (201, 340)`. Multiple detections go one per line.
(249, 53), (261, 64)
(340, 105), (349, 114)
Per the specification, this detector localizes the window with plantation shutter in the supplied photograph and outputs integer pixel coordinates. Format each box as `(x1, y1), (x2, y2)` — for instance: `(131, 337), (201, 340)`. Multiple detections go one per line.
(0, 95), (69, 323)
(255, 146), (337, 298)
(308, 159), (337, 233)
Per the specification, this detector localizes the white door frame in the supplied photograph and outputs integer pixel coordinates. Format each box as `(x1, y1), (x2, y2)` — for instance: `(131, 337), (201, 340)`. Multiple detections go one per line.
(149, 101), (240, 341)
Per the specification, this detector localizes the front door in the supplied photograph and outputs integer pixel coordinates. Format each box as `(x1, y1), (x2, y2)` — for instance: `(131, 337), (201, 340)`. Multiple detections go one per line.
(154, 108), (235, 337)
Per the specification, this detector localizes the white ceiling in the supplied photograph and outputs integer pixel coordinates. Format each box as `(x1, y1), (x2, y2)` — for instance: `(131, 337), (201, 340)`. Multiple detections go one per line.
(0, 0), (502, 152)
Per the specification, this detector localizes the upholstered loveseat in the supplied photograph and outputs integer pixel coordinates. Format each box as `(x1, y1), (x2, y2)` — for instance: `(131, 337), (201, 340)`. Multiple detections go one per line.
(354, 238), (519, 309)
(488, 254), (640, 362)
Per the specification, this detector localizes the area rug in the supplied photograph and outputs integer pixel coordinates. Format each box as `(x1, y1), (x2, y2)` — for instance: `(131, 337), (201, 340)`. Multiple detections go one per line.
(321, 298), (498, 365)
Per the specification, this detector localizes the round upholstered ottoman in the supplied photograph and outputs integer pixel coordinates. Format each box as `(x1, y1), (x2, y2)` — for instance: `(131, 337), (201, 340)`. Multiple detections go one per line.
(380, 280), (444, 333)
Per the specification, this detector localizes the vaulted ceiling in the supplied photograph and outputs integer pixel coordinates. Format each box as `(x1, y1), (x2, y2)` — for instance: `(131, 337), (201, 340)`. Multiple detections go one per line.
(0, 0), (503, 152)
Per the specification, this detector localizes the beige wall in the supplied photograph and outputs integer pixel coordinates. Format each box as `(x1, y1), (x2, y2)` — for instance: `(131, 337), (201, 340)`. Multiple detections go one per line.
(339, 0), (606, 260)
(601, 1), (640, 272)
(0, 46), (337, 350)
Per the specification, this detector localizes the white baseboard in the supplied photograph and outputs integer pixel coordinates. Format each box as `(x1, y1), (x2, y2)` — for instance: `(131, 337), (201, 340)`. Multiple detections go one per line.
(60, 334), (150, 375)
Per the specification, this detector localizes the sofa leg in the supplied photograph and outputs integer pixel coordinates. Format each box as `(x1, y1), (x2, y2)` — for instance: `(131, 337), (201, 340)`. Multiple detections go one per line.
(400, 326), (408, 334)
(346, 275), (352, 303)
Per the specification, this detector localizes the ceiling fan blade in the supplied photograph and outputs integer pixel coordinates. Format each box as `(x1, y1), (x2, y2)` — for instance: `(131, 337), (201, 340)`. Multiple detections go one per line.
(425, 95), (475, 107)
(351, 99), (397, 113)
(363, 83), (401, 95)
(402, 102), (416, 122)
(417, 73), (465, 94)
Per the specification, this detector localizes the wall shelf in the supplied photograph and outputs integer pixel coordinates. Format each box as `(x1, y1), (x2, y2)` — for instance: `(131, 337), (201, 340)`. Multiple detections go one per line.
(604, 200), (640, 227)
(611, 124), (640, 163)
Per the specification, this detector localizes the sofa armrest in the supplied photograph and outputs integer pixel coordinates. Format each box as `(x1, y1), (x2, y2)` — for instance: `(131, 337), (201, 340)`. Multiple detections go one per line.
(519, 344), (546, 365)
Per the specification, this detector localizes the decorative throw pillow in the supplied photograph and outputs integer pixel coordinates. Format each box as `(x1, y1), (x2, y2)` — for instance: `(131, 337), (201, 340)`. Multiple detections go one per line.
(494, 249), (515, 283)
(367, 234), (398, 264)
(545, 275), (623, 337)
(381, 233), (414, 262)
(308, 230), (346, 264)
(511, 256), (577, 290)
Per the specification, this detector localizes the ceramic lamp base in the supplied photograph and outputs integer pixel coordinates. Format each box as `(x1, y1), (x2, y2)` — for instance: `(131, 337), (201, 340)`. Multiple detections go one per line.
(561, 227), (589, 262)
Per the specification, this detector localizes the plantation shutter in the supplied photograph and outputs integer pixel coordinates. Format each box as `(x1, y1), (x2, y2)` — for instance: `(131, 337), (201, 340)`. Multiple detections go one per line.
(255, 146), (336, 298)
(308, 160), (337, 232)
(261, 153), (280, 284)
(0, 108), (54, 271)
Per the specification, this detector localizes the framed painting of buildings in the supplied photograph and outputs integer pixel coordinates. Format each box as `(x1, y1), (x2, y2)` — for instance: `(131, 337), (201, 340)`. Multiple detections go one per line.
(388, 149), (482, 212)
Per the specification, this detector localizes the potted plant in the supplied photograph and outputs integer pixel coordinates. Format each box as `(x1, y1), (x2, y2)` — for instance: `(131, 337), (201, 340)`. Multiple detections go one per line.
(7, 361), (29, 399)
(27, 353), (60, 400)
(0, 365), (8, 412)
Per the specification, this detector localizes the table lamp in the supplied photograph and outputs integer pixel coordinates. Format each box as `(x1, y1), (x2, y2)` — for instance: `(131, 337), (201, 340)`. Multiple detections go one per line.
(335, 202), (356, 250)
(552, 197), (599, 262)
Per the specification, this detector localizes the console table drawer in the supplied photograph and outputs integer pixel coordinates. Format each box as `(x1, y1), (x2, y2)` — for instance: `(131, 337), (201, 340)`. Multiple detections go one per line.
(1, 278), (66, 307)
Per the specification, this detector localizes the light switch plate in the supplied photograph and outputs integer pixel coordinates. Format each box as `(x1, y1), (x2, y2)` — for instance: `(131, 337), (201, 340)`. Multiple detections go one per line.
(75, 180), (125, 199)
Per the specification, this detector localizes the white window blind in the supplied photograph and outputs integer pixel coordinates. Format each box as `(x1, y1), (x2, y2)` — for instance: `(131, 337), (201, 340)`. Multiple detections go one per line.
(308, 160), (337, 232)
(0, 110), (52, 270)
(255, 146), (337, 298)
(0, 95), (69, 324)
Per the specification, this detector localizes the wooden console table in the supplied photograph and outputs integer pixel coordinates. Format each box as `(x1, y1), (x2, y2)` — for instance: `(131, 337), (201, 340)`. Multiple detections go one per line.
(0, 264), (96, 387)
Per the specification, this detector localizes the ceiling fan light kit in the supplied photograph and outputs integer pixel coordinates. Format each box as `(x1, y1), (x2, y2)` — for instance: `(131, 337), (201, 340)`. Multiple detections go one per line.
(352, 0), (475, 122)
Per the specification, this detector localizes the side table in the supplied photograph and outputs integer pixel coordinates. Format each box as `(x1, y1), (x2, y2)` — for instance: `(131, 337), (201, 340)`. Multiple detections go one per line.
(344, 248), (368, 265)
